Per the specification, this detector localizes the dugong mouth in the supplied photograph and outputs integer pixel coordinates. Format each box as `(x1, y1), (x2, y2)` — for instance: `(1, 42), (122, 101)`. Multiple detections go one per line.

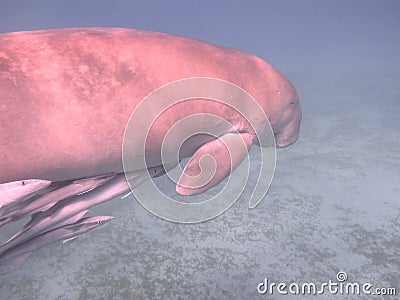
(274, 132), (299, 148)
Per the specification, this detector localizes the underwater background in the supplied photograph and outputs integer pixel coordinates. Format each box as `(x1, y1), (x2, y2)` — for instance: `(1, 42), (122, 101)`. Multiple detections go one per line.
(0, 1), (399, 299)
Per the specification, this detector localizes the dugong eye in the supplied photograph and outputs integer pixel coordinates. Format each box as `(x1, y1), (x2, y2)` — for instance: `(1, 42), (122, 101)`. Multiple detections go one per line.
(289, 101), (295, 107)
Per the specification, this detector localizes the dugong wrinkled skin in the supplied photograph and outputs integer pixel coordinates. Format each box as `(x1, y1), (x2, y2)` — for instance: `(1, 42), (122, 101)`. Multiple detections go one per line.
(0, 28), (301, 185)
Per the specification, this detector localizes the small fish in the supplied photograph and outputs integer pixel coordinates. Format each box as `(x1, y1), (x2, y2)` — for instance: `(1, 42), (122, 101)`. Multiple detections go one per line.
(0, 172), (142, 253)
(0, 216), (113, 267)
(0, 167), (165, 254)
(0, 179), (51, 209)
(0, 174), (115, 223)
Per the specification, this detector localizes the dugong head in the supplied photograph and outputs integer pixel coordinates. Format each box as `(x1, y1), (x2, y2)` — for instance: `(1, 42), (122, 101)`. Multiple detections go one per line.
(264, 69), (302, 148)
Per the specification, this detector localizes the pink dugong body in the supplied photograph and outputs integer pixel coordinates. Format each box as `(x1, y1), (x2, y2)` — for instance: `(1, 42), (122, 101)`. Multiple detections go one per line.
(0, 28), (301, 188)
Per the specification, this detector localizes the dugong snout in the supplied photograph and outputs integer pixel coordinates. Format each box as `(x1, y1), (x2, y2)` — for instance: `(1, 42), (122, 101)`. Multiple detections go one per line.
(273, 94), (302, 148)
(274, 127), (300, 148)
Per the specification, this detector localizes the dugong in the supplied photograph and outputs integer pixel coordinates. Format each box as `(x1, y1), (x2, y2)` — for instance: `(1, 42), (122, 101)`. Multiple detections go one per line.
(0, 28), (301, 188)
(0, 28), (301, 261)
